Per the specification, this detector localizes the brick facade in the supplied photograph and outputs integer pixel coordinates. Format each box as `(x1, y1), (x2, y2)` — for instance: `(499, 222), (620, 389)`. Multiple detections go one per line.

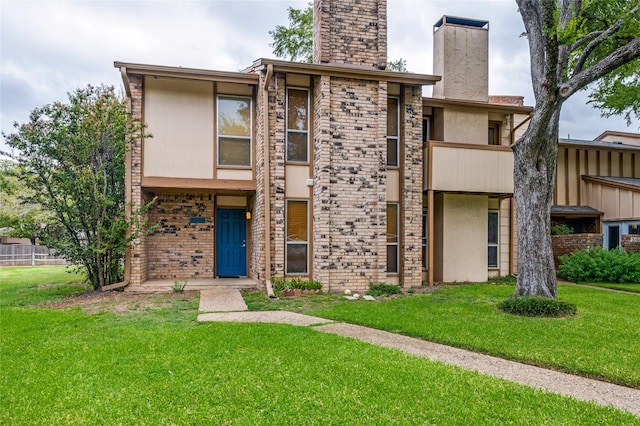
(313, 0), (387, 69)
(622, 234), (640, 253)
(147, 193), (214, 280)
(551, 234), (603, 268)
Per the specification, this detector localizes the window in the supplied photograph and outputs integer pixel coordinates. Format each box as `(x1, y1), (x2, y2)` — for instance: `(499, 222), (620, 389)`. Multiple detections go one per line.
(608, 225), (620, 250)
(422, 206), (428, 270)
(387, 97), (399, 167)
(286, 88), (309, 162)
(488, 121), (501, 146)
(422, 117), (430, 145)
(488, 211), (498, 268)
(629, 224), (640, 235)
(387, 203), (399, 274)
(286, 200), (308, 274)
(218, 96), (252, 166)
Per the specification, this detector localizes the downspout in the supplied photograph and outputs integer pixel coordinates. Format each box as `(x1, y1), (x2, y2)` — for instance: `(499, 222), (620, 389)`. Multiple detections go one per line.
(103, 68), (133, 291)
(263, 64), (276, 299)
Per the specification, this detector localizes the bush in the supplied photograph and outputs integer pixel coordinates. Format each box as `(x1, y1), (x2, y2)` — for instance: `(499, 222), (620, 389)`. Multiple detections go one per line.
(551, 224), (574, 235)
(558, 247), (640, 283)
(488, 275), (517, 285)
(271, 276), (322, 291)
(367, 283), (402, 297)
(498, 296), (577, 317)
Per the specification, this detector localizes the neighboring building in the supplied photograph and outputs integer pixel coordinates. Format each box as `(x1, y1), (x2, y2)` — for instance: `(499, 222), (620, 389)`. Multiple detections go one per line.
(114, 0), (636, 292)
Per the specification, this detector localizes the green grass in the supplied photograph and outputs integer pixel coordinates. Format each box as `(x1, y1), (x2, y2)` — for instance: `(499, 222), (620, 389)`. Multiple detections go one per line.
(309, 283), (640, 388)
(571, 282), (640, 293)
(2, 269), (639, 424)
(0, 266), (88, 307)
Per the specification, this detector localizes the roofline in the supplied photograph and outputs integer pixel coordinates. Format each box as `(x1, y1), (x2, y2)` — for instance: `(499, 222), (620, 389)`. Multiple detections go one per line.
(247, 58), (441, 85)
(114, 61), (260, 87)
(423, 97), (534, 114)
(582, 175), (640, 193)
(594, 130), (640, 141)
(559, 138), (640, 152)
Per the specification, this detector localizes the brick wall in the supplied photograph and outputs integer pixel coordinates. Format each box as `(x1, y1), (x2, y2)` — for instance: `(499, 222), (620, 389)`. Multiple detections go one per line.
(622, 234), (640, 253)
(250, 73), (267, 282)
(147, 193), (214, 280)
(126, 74), (149, 285)
(551, 234), (603, 268)
(313, 0), (387, 69)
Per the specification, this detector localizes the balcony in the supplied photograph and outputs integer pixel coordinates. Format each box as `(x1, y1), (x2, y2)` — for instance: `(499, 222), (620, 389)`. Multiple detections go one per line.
(424, 141), (514, 195)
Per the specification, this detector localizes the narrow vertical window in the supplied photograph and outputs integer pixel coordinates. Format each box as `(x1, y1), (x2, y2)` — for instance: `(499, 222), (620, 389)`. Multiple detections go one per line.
(286, 200), (308, 274)
(286, 88), (309, 162)
(218, 96), (252, 166)
(422, 206), (428, 270)
(422, 117), (430, 145)
(387, 203), (399, 274)
(488, 121), (501, 145)
(488, 211), (499, 268)
(387, 97), (399, 167)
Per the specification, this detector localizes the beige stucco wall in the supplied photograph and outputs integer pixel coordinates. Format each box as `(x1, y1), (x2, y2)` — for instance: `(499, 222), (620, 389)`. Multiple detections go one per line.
(144, 77), (214, 179)
(430, 145), (514, 193)
(434, 193), (488, 282)
(442, 108), (487, 144)
(433, 22), (488, 102)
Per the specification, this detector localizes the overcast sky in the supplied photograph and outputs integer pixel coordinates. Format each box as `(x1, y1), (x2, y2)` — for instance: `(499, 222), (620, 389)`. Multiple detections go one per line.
(1, 0), (637, 155)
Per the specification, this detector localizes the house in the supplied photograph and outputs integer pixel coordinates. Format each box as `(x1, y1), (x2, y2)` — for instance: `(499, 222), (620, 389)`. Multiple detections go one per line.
(114, 0), (636, 292)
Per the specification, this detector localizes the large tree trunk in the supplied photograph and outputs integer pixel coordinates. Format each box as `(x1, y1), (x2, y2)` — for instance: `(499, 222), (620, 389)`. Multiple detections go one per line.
(513, 104), (561, 298)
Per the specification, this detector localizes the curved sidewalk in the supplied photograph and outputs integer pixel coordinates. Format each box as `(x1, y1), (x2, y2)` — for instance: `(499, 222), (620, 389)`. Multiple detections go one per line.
(197, 291), (639, 417)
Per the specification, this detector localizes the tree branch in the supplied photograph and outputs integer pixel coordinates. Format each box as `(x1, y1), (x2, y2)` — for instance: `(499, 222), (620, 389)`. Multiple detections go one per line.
(573, 3), (640, 75)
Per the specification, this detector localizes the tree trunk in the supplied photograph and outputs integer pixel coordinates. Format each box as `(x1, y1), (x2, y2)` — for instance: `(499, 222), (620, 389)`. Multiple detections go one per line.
(513, 105), (560, 298)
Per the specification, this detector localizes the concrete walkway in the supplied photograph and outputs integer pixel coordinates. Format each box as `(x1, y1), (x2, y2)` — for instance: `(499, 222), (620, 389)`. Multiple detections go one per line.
(197, 289), (640, 417)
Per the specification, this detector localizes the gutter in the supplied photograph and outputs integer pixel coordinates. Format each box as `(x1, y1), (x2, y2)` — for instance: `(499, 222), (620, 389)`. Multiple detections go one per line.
(263, 64), (277, 299)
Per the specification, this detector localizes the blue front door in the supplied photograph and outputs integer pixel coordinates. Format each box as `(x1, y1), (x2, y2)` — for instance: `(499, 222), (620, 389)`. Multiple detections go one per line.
(216, 209), (247, 277)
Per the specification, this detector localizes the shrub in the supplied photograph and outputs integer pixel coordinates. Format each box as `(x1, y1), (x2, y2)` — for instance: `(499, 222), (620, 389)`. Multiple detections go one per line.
(558, 246), (640, 283)
(488, 275), (517, 285)
(367, 283), (402, 297)
(271, 276), (322, 291)
(551, 224), (574, 235)
(498, 296), (577, 317)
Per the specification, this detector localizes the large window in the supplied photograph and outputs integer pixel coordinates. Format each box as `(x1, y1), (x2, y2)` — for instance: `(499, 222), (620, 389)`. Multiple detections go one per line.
(488, 211), (499, 268)
(387, 203), (399, 274)
(218, 96), (252, 166)
(387, 97), (399, 167)
(286, 200), (308, 274)
(286, 88), (309, 162)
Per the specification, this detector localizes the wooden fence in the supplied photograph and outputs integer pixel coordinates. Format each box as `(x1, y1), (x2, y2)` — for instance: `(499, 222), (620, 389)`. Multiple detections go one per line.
(0, 244), (68, 267)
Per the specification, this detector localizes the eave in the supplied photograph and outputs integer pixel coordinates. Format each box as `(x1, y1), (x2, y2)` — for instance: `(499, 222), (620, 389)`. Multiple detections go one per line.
(423, 97), (534, 114)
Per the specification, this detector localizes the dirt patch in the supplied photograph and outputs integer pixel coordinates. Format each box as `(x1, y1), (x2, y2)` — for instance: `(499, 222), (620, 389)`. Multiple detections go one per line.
(43, 290), (199, 315)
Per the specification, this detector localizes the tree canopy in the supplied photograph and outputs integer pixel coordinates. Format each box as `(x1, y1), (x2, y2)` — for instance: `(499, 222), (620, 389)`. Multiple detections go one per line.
(2, 85), (153, 289)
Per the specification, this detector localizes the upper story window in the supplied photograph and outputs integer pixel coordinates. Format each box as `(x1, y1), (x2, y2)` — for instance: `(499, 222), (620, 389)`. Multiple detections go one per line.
(287, 88), (309, 163)
(218, 96), (252, 167)
(488, 121), (501, 146)
(422, 117), (431, 146)
(387, 97), (399, 167)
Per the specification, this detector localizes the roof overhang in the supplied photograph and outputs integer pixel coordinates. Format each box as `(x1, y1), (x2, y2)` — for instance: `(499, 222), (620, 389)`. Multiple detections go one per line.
(114, 61), (259, 96)
(559, 138), (640, 152)
(423, 97), (534, 114)
(582, 176), (640, 192)
(248, 58), (441, 86)
(551, 205), (603, 217)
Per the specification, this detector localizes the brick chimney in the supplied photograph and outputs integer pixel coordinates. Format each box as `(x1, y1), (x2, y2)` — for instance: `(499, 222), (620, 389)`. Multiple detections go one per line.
(313, 0), (387, 69)
(432, 16), (489, 102)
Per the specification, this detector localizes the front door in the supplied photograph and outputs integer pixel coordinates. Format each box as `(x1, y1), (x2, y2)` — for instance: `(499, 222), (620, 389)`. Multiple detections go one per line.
(216, 209), (246, 277)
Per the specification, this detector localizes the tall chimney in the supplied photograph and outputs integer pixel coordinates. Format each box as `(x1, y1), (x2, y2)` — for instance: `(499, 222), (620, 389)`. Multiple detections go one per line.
(313, 0), (387, 69)
(432, 16), (489, 101)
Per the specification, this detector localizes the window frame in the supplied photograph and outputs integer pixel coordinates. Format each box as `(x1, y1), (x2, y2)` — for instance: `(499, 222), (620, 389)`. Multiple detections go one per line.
(387, 203), (400, 274)
(387, 96), (400, 168)
(285, 199), (309, 275)
(217, 95), (253, 168)
(488, 121), (501, 146)
(286, 87), (310, 163)
(488, 210), (499, 269)
(422, 206), (428, 270)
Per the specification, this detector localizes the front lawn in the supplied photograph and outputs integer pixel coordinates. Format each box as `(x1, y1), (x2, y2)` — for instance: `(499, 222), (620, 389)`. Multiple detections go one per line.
(308, 283), (640, 388)
(2, 271), (638, 423)
(570, 282), (640, 293)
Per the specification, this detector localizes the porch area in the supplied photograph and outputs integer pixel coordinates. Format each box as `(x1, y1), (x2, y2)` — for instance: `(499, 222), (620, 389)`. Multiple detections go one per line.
(125, 277), (260, 293)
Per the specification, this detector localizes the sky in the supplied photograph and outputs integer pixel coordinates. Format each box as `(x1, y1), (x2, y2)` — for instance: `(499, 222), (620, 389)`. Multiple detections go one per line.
(1, 0), (638, 155)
